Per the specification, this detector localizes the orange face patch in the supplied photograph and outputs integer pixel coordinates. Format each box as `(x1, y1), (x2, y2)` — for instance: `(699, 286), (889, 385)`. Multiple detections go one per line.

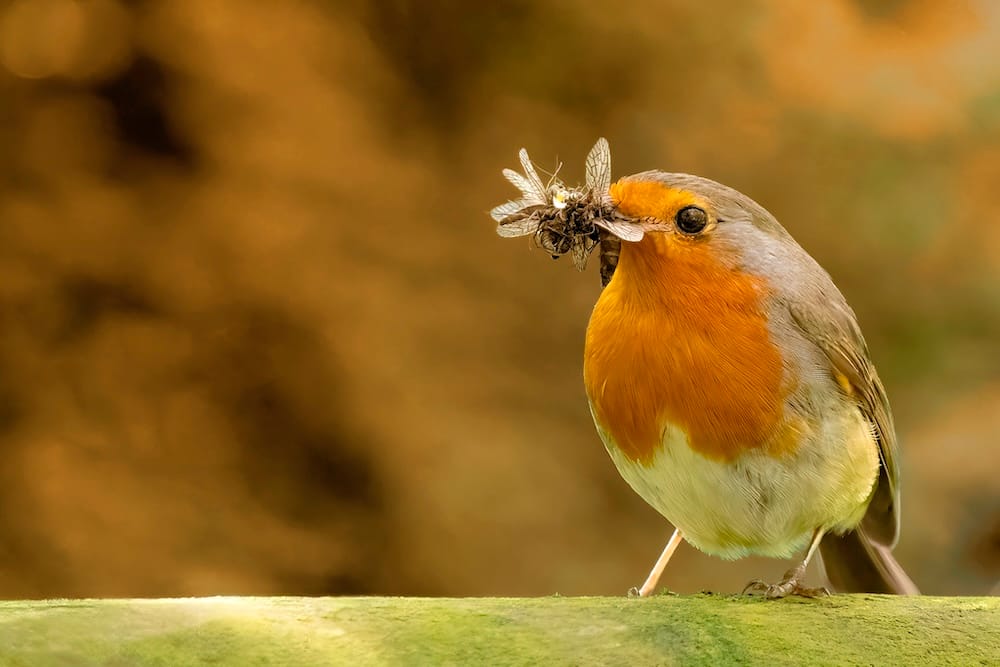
(584, 179), (788, 465)
(610, 179), (706, 224)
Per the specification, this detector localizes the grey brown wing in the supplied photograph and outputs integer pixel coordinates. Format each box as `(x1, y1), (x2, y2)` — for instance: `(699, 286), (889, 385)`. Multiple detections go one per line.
(790, 297), (901, 548)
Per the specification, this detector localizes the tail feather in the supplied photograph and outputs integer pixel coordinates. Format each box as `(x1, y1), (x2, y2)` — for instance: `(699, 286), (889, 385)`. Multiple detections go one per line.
(819, 528), (919, 595)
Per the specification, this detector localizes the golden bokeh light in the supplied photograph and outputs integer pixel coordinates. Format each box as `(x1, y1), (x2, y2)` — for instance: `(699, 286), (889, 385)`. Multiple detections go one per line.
(0, 0), (131, 81)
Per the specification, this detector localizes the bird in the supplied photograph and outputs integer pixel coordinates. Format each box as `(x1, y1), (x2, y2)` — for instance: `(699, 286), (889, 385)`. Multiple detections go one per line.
(580, 170), (919, 598)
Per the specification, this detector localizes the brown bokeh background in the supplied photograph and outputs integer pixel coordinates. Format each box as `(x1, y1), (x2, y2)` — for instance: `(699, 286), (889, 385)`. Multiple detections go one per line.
(0, 0), (997, 599)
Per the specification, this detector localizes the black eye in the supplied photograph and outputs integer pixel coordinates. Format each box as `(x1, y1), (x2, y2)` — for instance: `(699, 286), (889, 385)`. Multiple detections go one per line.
(675, 206), (708, 235)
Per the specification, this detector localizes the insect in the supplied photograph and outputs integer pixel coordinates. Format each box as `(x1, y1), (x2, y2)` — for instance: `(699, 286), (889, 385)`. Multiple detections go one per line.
(490, 138), (638, 285)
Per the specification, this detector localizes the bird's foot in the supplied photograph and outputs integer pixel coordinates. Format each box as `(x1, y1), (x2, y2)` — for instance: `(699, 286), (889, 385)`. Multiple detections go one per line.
(627, 586), (642, 598)
(742, 567), (830, 600)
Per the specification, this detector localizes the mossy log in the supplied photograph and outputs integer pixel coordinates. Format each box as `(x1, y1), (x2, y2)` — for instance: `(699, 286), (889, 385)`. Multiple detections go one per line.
(0, 594), (996, 665)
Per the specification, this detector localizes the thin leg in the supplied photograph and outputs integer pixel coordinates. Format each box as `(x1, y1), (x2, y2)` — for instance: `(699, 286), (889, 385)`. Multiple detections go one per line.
(743, 527), (829, 599)
(628, 527), (683, 598)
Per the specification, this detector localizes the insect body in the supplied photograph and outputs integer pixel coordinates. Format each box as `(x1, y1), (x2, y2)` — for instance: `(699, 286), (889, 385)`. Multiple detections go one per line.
(491, 138), (638, 285)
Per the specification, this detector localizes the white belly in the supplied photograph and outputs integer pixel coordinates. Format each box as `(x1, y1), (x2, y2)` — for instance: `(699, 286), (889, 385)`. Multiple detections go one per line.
(593, 407), (880, 559)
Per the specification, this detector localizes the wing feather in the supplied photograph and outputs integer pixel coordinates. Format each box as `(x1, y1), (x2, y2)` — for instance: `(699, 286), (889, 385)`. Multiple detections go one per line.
(789, 297), (900, 547)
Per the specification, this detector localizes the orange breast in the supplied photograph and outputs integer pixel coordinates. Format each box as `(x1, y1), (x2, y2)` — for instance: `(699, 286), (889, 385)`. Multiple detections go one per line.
(583, 181), (788, 465)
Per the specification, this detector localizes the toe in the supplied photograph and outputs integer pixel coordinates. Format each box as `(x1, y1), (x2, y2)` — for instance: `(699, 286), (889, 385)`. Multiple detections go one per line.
(765, 585), (790, 600)
(793, 585), (830, 599)
(744, 574), (828, 600)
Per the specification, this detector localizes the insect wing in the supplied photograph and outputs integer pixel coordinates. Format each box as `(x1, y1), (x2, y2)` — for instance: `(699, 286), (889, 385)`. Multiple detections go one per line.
(502, 169), (546, 205)
(595, 217), (644, 242)
(490, 198), (533, 222)
(518, 148), (548, 202)
(495, 211), (543, 238)
(585, 137), (611, 198)
(570, 237), (591, 270)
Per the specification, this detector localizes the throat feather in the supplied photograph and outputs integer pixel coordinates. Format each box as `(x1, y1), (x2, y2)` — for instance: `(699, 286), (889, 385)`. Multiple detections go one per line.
(583, 235), (787, 464)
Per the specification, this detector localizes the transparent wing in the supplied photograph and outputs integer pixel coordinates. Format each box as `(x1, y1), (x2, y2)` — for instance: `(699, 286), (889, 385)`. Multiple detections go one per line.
(585, 137), (611, 199)
(502, 169), (546, 205)
(495, 214), (542, 238)
(570, 237), (591, 270)
(518, 148), (548, 201)
(595, 216), (644, 242)
(490, 199), (534, 222)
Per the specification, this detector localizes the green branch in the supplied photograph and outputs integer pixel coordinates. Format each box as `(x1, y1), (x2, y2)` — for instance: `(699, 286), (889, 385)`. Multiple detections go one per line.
(1, 595), (996, 665)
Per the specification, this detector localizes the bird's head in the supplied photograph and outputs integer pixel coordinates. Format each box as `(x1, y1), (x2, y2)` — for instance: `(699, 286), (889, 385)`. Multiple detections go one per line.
(491, 140), (807, 293)
(603, 171), (801, 293)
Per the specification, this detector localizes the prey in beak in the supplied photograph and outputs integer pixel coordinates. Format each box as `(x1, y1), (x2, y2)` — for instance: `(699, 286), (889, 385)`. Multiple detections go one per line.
(490, 138), (642, 286)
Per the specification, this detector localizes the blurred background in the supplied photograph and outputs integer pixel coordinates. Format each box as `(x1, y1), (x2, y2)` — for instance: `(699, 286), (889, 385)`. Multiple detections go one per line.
(0, 0), (997, 599)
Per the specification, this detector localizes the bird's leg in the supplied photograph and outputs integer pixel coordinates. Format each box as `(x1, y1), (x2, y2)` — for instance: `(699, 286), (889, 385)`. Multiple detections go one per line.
(743, 528), (829, 599)
(628, 527), (684, 597)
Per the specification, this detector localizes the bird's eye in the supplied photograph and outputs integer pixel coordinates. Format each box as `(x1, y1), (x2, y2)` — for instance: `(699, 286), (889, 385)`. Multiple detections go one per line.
(675, 206), (708, 235)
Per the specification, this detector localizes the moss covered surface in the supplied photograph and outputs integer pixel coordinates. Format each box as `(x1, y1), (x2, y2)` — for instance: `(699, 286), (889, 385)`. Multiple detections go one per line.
(0, 594), (996, 666)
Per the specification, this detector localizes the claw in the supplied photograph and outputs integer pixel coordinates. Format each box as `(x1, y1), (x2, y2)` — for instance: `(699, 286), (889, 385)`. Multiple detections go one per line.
(743, 567), (830, 599)
(627, 586), (642, 598)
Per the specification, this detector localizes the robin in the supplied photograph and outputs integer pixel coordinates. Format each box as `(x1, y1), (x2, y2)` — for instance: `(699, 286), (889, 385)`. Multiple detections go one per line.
(493, 142), (918, 598)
